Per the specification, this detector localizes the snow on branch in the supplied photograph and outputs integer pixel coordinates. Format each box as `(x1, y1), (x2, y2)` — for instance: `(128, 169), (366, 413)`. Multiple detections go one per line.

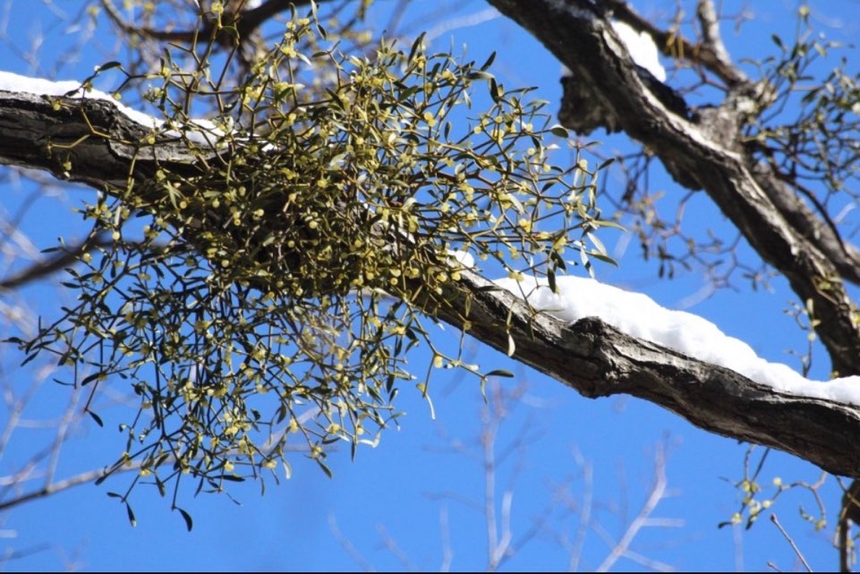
(0, 70), (223, 145)
(3, 71), (860, 478)
(560, 20), (666, 82)
(494, 275), (860, 405)
(0, 70), (161, 128)
(608, 20), (666, 82)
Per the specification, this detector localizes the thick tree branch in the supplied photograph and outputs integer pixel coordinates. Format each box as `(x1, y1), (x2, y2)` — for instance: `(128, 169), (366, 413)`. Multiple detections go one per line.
(101, 0), (314, 46)
(441, 270), (860, 478)
(0, 91), (200, 191)
(600, 0), (860, 286)
(485, 0), (860, 378)
(751, 160), (860, 286)
(2, 88), (860, 478)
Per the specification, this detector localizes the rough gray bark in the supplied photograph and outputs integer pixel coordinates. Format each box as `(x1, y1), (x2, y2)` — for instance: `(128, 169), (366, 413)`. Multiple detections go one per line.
(0, 90), (200, 190)
(2, 87), (860, 478)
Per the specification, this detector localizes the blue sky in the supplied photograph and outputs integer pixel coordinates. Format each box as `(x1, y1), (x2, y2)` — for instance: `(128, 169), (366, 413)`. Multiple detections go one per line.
(1, 0), (859, 570)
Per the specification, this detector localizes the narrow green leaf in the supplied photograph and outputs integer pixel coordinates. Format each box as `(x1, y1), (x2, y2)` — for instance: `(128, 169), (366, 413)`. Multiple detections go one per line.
(96, 61), (123, 72)
(220, 474), (245, 482)
(176, 507), (193, 532)
(480, 51), (497, 71)
(125, 502), (137, 528)
(155, 475), (166, 497)
(466, 70), (494, 81)
(315, 458), (334, 479)
(489, 77), (500, 102)
(548, 268), (557, 293)
(589, 251), (619, 265)
(87, 410), (104, 427)
(408, 32), (426, 64)
(549, 124), (569, 138)
(586, 231), (607, 256)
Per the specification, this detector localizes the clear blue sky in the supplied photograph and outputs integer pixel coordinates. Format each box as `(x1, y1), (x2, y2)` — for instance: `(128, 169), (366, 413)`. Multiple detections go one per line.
(2, 0), (859, 570)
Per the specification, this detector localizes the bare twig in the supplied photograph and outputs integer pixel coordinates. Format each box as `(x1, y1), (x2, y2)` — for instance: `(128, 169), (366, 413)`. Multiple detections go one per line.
(568, 447), (593, 572)
(375, 524), (416, 572)
(328, 515), (375, 572)
(837, 478), (860, 572)
(0, 234), (109, 290)
(696, 0), (746, 82)
(595, 442), (676, 572)
(101, 0), (293, 43)
(0, 466), (110, 513)
(0, 415), (310, 513)
(439, 505), (453, 572)
(770, 513), (813, 572)
(602, 0), (749, 86)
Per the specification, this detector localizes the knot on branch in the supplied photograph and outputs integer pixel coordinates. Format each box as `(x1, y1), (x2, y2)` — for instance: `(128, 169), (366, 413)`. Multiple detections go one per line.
(558, 65), (689, 137)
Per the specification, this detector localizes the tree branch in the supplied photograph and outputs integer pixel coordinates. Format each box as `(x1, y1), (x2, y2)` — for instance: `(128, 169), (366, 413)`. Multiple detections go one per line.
(100, 0), (316, 46)
(485, 0), (860, 379)
(0, 234), (110, 290)
(603, 0), (748, 86)
(2, 81), (860, 478)
(440, 268), (860, 478)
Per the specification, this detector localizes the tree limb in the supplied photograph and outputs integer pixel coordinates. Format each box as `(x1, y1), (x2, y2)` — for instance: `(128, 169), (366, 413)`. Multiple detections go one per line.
(441, 269), (860, 478)
(100, 0), (315, 46)
(2, 77), (860, 477)
(0, 234), (110, 290)
(602, 0), (748, 86)
(485, 0), (860, 379)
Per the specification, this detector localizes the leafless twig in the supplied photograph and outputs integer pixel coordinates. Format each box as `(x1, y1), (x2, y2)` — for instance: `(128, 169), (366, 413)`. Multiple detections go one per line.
(770, 513), (813, 572)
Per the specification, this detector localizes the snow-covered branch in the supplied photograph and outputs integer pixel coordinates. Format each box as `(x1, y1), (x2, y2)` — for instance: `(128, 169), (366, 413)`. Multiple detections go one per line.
(0, 73), (204, 192)
(438, 268), (860, 478)
(485, 0), (860, 380)
(3, 74), (860, 477)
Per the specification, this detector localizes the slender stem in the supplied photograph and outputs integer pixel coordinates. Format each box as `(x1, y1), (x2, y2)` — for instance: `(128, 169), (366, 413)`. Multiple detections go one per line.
(770, 513), (812, 572)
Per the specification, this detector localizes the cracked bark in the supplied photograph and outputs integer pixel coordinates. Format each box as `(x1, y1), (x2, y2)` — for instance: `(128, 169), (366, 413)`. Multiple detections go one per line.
(2, 87), (860, 478)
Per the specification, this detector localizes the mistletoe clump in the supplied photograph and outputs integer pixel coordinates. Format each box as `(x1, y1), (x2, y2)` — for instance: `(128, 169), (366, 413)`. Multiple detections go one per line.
(18, 8), (611, 512)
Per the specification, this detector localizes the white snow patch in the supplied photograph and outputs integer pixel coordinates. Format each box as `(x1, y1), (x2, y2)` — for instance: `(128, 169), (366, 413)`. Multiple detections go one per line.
(493, 275), (860, 406)
(559, 21), (666, 83)
(0, 70), (164, 129)
(448, 249), (475, 269)
(611, 20), (666, 82)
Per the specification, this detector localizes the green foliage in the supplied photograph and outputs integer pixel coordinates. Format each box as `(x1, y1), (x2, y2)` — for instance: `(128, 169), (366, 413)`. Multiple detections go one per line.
(719, 447), (827, 532)
(749, 5), (860, 203)
(13, 6), (611, 509)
